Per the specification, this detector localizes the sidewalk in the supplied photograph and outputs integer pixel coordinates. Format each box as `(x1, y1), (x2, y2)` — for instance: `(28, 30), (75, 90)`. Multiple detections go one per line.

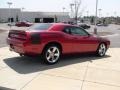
(0, 47), (120, 90)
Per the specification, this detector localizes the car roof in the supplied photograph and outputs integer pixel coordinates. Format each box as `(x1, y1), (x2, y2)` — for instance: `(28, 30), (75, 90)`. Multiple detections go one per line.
(51, 23), (77, 26)
(48, 23), (78, 31)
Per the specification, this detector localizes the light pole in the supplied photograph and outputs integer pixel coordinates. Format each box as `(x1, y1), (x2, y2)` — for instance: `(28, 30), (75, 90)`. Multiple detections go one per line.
(86, 11), (89, 17)
(114, 11), (117, 23)
(21, 7), (25, 21)
(98, 9), (102, 18)
(7, 2), (12, 24)
(70, 3), (74, 18)
(94, 0), (98, 34)
(114, 11), (117, 17)
(62, 7), (65, 22)
(74, 0), (77, 24)
(62, 7), (65, 12)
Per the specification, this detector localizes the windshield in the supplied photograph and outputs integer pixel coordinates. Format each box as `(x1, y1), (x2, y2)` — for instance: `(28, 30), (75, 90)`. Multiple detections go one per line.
(29, 23), (52, 30)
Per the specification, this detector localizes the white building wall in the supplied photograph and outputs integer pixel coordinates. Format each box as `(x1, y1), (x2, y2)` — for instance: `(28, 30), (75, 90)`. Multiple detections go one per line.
(0, 8), (70, 23)
(0, 8), (21, 22)
(22, 12), (70, 22)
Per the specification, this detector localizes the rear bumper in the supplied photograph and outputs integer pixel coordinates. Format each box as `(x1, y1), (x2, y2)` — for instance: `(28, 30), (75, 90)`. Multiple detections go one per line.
(7, 38), (43, 55)
(7, 38), (26, 54)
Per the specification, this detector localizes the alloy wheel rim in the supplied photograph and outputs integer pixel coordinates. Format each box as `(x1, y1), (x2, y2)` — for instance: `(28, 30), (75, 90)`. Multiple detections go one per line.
(98, 44), (106, 56)
(46, 47), (60, 63)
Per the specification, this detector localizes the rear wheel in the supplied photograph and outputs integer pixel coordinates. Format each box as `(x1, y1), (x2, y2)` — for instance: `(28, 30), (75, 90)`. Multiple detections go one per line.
(96, 43), (107, 57)
(19, 53), (24, 57)
(42, 45), (61, 64)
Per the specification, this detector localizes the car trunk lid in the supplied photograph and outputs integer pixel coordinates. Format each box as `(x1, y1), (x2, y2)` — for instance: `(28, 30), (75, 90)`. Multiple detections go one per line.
(8, 30), (28, 41)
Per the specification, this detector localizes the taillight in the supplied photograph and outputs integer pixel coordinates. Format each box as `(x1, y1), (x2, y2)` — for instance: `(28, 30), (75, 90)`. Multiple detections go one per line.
(30, 33), (41, 44)
(8, 30), (27, 41)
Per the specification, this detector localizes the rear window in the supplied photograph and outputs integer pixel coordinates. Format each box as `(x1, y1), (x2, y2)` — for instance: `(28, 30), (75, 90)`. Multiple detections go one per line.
(29, 23), (52, 30)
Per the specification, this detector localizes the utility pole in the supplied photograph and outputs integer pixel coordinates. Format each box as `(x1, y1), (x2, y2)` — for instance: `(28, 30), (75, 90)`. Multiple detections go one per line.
(94, 0), (98, 34)
(70, 3), (74, 18)
(70, 0), (81, 25)
(98, 9), (102, 18)
(7, 2), (12, 23)
(21, 7), (25, 21)
(62, 7), (65, 12)
(86, 11), (89, 17)
(86, 11), (89, 23)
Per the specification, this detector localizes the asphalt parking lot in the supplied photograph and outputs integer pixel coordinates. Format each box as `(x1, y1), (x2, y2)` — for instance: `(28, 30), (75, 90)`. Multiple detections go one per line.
(0, 23), (120, 90)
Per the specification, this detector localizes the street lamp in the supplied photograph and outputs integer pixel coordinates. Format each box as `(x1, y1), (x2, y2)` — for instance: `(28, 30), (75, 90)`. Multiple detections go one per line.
(86, 11), (89, 17)
(98, 9), (102, 18)
(21, 7), (25, 21)
(94, 0), (98, 34)
(70, 0), (81, 25)
(86, 11), (89, 24)
(70, 3), (74, 18)
(7, 2), (12, 24)
(62, 7), (65, 22)
(114, 11), (117, 17)
(62, 7), (65, 12)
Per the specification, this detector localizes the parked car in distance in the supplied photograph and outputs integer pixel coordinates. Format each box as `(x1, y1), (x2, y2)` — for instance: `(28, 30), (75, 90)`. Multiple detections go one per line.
(15, 21), (33, 27)
(7, 23), (110, 64)
(97, 23), (108, 27)
(78, 23), (91, 29)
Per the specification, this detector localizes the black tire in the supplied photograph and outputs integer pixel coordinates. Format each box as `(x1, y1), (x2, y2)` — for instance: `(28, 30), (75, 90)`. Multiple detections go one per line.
(42, 45), (61, 64)
(19, 53), (24, 57)
(96, 43), (107, 57)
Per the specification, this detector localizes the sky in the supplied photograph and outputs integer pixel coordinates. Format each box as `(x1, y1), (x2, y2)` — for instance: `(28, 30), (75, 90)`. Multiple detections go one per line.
(0, 0), (120, 17)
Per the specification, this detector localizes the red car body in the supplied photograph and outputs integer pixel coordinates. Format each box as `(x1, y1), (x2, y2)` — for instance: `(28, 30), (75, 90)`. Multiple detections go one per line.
(15, 21), (33, 27)
(7, 23), (110, 64)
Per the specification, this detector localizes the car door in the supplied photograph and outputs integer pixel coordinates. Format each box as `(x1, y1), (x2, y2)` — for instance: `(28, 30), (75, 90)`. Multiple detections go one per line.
(62, 26), (78, 53)
(70, 26), (99, 53)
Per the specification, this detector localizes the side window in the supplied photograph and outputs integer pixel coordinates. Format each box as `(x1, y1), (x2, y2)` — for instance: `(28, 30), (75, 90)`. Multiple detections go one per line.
(71, 27), (88, 36)
(63, 27), (71, 34)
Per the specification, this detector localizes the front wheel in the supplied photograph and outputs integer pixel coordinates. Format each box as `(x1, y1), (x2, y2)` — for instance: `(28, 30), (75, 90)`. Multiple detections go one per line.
(96, 43), (107, 57)
(42, 45), (61, 64)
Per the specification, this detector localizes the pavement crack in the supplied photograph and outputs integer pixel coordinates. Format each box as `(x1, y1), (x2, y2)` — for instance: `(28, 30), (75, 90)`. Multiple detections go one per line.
(88, 66), (120, 73)
(86, 80), (120, 88)
(20, 73), (41, 90)
(80, 62), (89, 90)
(40, 73), (83, 81)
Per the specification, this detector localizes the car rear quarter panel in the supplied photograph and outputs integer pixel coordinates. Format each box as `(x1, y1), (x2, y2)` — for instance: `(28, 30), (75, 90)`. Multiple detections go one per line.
(39, 31), (76, 54)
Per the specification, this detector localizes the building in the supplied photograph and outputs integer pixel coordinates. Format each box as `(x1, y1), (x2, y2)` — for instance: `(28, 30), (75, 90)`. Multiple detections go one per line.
(0, 8), (70, 23)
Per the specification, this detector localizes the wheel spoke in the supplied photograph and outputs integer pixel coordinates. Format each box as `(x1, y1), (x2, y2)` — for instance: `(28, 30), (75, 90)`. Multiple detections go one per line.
(52, 47), (57, 53)
(101, 44), (105, 49)
(52, 56), (55, 61)
(48, 49), (52, 54)
(54, 53), (59, 56)
(47, 55), (51, 60)
(99, 48), (102, 52)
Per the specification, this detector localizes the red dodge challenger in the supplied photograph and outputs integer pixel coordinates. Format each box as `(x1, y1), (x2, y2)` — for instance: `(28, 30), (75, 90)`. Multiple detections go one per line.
(7, 23), (110, 64)
(15, 21), (33, 27)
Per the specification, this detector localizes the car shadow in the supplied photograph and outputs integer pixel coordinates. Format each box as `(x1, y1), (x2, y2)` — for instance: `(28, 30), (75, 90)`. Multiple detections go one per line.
(4, 53), (111, 74)
(0, 86), (15, 90)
